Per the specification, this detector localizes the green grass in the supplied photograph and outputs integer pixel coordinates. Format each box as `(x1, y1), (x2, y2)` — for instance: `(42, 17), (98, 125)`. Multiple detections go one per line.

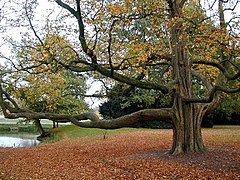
(37, 124), (240, 145)
(43, 125), (141, 144)
(206, 125), (240, 143)
(213, 125), (240, 129)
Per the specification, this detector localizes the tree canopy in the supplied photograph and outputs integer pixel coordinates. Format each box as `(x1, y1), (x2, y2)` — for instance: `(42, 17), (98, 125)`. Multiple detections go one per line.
(0, 0), (239, 154)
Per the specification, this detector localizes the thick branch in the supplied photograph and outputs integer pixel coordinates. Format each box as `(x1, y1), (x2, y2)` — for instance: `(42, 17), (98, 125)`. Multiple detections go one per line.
(60, 60), (169, 93)
(93, 64), (169, 93)
(0, 82), (172, 128)
(55, 0), (89, 53)
(183, 85), (240, 103)
(70, 109), (173, 129)
(2, 106), (173, 129)
(192, 59), (240, 80)
(107, 19), (119, 73)
(192, 59), (227, 73)
(55, 0), (78, 18)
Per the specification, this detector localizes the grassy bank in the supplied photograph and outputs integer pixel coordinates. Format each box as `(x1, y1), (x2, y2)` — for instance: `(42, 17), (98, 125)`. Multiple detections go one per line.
(44, 125), (240, 144)
(44, 125), (141, 144)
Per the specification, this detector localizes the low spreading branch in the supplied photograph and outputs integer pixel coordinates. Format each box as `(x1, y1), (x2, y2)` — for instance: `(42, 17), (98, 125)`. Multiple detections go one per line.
(74, 109), (173, 129)
(1, 94), (173, 130)
(0, 81), (172, 129)
(3, 107), (173, 129)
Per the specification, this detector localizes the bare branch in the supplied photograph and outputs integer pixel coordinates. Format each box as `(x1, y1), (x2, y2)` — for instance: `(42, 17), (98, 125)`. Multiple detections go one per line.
(223, 0), (239, 11)
(192, 59), (226, 72)
(57, 57), (169, 93)
(63, 93), (106, 98)
(54, 0), (78, 18)
(2, 106), (173, 130)
(25, 4), (44, 46)
(92, 64), (169, 93)
(55, 0), (89, 54)
(0, 82), (173, 129)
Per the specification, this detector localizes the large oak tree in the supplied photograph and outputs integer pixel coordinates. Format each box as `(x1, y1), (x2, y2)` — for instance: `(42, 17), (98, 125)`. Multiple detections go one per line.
(0, 0), (239, 154)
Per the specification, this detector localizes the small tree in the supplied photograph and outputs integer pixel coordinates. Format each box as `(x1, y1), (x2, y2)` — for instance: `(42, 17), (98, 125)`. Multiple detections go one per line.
(1, 33), (89, 135)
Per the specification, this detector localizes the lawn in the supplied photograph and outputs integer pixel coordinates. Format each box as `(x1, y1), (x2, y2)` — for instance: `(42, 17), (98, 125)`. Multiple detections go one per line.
(0, 125), (239, 179)
(45, 124), (142, 143)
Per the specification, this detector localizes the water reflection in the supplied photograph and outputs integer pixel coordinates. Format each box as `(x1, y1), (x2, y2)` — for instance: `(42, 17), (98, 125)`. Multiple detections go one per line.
(0, 135), (40, 148)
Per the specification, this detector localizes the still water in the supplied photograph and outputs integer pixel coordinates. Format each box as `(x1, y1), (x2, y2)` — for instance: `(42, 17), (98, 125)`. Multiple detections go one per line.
(0, 134), (40, 148)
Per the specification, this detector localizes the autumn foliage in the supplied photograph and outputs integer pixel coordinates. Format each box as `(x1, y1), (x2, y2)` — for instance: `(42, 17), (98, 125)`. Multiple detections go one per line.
(0, 0), (239, 154)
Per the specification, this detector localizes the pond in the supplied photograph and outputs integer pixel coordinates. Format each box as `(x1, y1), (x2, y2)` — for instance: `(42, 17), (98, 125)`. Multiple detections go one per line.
(0, 134), (40, 148)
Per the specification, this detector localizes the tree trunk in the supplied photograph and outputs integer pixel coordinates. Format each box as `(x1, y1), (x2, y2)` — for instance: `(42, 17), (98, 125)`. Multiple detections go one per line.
(34, 119), (46, 136)
(170, 102), (208, 154)
(168, 1), (208, 154)
(169, 31), (208, 154)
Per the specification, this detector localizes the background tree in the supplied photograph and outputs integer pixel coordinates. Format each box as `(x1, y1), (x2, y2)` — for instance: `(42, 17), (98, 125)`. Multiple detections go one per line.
(204, 93), (240, 126)
(2, 33), (89, 135)
(99, 83), (173, 128)
(0, 0), (239, 154)
(10, 33), (89, 113)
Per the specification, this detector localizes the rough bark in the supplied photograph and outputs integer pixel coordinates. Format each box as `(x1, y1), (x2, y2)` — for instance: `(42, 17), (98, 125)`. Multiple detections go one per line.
(171, 102), (208, 154)
(169, 40), (208, 154)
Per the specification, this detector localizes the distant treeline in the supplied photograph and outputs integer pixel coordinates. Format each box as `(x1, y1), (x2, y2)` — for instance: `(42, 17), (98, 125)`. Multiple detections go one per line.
(204, 111), (240, 126)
